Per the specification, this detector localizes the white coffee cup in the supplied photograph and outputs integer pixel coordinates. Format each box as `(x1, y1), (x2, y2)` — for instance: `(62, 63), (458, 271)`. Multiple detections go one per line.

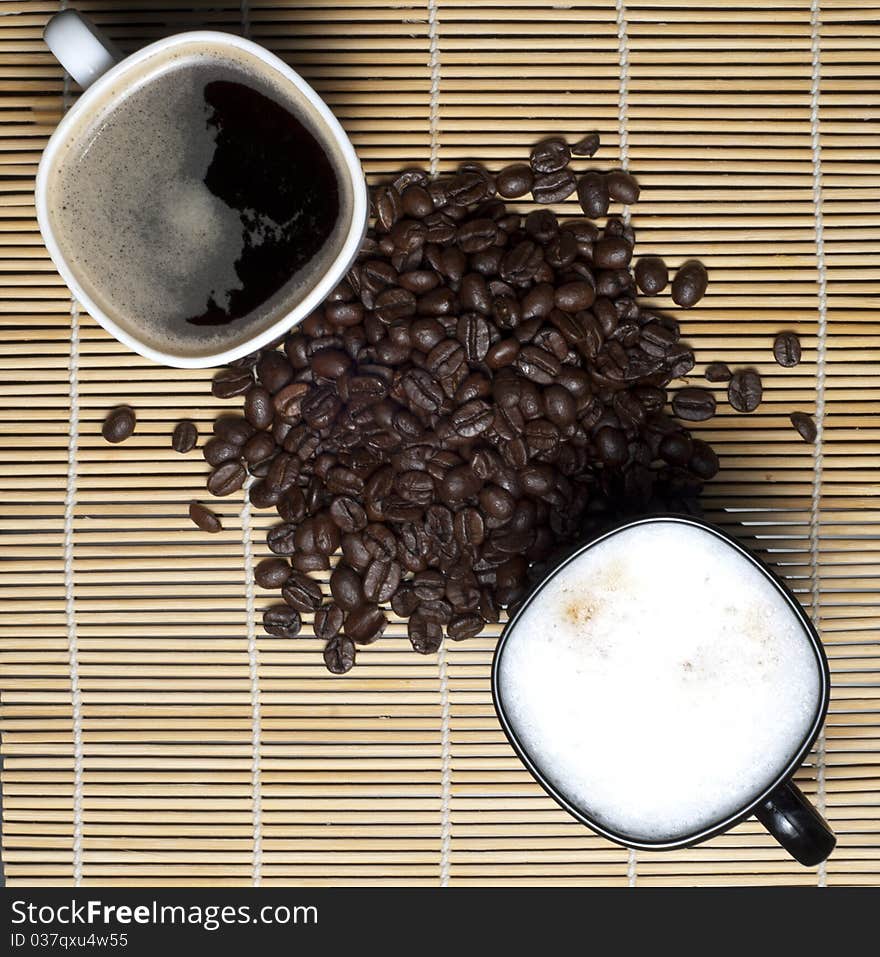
(37, 9), (368, 369)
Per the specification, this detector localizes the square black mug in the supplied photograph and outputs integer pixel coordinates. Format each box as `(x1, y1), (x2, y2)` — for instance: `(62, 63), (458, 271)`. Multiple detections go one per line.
(491, 514), (836, 867)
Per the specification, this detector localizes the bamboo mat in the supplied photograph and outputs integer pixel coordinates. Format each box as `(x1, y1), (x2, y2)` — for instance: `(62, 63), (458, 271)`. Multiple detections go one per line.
(1, 0), (878, 887)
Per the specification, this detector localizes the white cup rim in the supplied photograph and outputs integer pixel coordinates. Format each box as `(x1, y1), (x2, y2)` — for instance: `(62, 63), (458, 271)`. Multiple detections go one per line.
(36, 30), (368, 369)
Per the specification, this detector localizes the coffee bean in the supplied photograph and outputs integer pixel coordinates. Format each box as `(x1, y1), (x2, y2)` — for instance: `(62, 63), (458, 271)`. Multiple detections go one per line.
(773, 331), (802, 368)
(554, 281), (595, 313)
(790, 411), (817, 443)
(263, 604), (302, 638)
(330, 564), (364, 611)
(401, 184), (433, 218)
(273, 382), (310, 421)
(329, 496), (368, 532)
(672, 388), (717, 422)
(496, 163), (534, 199)
(315, 603), (345, 642)
(577, 171), (609, 219)
(532, 169), (577, 204)
(242, 432), (277, 471)
(571, 132), (600, 157)
(102, 406), (136, 444)
(282, 571), (324, 612)
(689, 439), (720, 479)
(605, 169), (640, 205)
(207, 461), (246, 496)
(188, 501), (221, 533)
(363, 558), (402, 603)
(408, 610), (443, 654)
(212, 367), (253, 399)
(671, 260), (709, 308)
(516, 346), (561, 385)
(323, 634), (356, 674)
(634, 256), (668, 295)
(448, 614), (484, 641)
(171, 420), (198, 453)
(728, 369), (763, 413)
(203, 436), (240, 467)
(375, 184), (402, 231)
(530, 136), (571, 174)
(594, 237), (632, 270)
(293, 551), (330, 574)
(255, 557), (292, 589)
(344, 604), (387, 645)
(705, 362), (731, 383)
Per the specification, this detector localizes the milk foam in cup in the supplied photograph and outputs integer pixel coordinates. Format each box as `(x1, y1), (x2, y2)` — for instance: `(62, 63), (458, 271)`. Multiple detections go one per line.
(495, 520), (824, 843)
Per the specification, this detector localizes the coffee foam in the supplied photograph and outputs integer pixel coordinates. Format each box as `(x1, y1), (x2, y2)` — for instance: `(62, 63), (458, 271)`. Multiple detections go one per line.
(497, 522), (821, 842)
(47, 44), (352, 358)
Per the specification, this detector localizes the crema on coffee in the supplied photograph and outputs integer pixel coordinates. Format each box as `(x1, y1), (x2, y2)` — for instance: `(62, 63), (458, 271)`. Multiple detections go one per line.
(45, 42), (354, 359)
(496, 522), (822, 842)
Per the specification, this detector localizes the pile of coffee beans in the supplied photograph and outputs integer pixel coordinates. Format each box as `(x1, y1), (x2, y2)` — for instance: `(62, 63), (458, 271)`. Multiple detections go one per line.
(201, 135), (729, 670)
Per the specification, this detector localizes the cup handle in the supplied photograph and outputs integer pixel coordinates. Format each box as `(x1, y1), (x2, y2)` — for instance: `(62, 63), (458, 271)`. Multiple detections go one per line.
(44, 9), (123, 90)
(753, 779), (836, 866)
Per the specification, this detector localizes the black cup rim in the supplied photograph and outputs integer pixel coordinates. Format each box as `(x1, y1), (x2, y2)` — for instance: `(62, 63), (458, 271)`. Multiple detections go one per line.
(490, 513), (831, 852)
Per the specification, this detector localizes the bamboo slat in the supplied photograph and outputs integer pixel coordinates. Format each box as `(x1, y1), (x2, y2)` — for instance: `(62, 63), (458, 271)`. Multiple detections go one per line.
(1, 0), (878, 889)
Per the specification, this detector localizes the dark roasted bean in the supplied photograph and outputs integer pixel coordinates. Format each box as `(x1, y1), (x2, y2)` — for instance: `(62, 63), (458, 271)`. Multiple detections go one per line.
(532, 169), (577, 204)
(188, 501), (221, 533)
(102, 406), (136, 443)
(323, 635), (356, 674)
(496, 163), (534, 199)
(728, 369), (763, 413)
(790, 411), (817, 443)
(577, 171), (609, 219)
(345, 604), (387, 645)
(705, 362), (731, 383)
(530, 136), (571, 174)
(171, 420), (198, 453)
(207, 461), (246, 496)
(605, 169), (640, 204)
(634, 256), (668, 295)
(263, 604), (302, 638)
(212, 367), (253, 399)
(774, 331), (802, 368)
(255, 557), (292, 589)
(571, 132), (600, 156)
(315, 603), (345, 642)
(671, 260), (709, 308)
(672, 388), (717, 422)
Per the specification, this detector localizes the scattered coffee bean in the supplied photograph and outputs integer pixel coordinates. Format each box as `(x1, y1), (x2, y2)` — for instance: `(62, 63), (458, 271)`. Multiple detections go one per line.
(774, 331), (802, 368)
(728, 369), (763, 413)
(790, 411), (817, 443)
(344, 604), (387, 644)
(570, 132), (600, 157)
(496, 163), (534, 199)
(705, 362), (731, 383)
(634, 256), (668, 295)
(102, 406), (136, 444)
(171, 420), (198, 453)
(323, 634), (356, 674)
(315, 603), (345, 641)
(207, 460), (247, 496)
(188, 501), (222, 533)
(671, 260), (709, 308)
(530, 136), (571, 174)
(605, 169), (640, 205)
(263, 604), (302, 638)
(212, 367), (253, 399)
(255, 557), (293, 589)
(672, 388), (717, 422)
(282, 571), (324, 613)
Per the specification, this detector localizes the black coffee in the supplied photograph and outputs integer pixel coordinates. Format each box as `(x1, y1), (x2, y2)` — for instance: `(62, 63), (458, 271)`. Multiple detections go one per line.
(48, 46), (350, 356)
(188, 80), (340, 326)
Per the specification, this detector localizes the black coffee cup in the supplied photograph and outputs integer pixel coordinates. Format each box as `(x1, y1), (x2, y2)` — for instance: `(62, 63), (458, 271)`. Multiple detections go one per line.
(491, 514), (836, 867)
